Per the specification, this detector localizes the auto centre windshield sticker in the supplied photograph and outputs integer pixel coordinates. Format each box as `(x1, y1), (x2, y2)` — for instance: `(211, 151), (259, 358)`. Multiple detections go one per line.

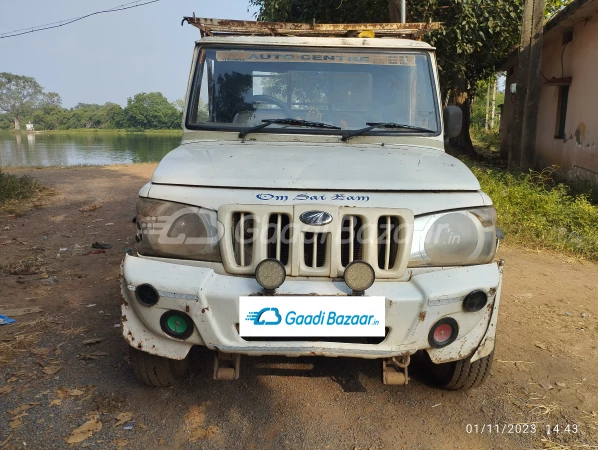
(216, 51), (416, 66)
(239, 296), (385, 337)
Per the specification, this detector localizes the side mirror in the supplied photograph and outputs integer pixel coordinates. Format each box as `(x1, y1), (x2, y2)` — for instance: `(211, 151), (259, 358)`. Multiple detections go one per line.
(443, 106), (463, 139)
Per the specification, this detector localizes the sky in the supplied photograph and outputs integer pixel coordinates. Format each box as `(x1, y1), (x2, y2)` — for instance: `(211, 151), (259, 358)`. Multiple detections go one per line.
(0, 0), (258, 108)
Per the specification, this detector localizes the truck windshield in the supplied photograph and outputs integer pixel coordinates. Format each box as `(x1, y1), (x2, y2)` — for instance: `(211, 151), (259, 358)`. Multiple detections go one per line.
(186, 46), (440, 136)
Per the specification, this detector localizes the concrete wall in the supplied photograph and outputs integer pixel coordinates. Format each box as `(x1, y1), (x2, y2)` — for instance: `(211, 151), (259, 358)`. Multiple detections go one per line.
(499, 12), (598, 186)
(535, 16), (598, 185)
(499, 65), (517, 159)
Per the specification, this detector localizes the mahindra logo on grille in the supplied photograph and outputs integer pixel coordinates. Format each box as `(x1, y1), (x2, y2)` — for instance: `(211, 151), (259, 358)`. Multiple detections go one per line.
(300, 211), (333, 226)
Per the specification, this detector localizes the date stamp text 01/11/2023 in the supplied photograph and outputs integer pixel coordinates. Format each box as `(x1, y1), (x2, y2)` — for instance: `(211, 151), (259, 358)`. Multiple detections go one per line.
(465, 424), (579, 435)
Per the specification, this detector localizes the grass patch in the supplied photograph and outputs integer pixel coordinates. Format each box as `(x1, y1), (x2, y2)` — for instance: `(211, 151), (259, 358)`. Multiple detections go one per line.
(471, 127), (501, 153)
(0, 170), (49, 215)
(469, 163), (598, 260)
(0, 170), (44, 203)
(1, 255), (44, 276)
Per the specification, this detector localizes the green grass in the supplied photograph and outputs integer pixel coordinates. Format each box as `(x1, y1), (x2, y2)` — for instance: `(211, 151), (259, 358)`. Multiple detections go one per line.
(471, 127), (501, 153)
(0, 170), (45, 206)
(469, 163), (598, 260)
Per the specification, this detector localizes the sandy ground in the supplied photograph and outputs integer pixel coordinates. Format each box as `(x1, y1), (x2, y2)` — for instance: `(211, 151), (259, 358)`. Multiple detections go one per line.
(1, 165), (597, 450)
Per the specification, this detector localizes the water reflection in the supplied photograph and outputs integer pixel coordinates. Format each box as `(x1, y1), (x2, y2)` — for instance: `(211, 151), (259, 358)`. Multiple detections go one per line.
(0, 132), (182, 167)
(27, 133), (36, 150)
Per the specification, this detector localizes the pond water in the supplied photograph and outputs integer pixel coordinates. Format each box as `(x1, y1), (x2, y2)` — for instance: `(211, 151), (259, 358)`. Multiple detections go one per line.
(0, 132), (182, 167)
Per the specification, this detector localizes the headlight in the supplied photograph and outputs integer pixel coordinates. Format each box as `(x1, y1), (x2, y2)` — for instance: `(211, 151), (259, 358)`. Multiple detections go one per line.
(135, 198), (222, 262)
(409, 207), (497, 267)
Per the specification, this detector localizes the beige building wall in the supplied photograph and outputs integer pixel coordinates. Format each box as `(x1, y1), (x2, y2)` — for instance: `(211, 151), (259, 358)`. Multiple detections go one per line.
(499, 7), (598, 186)
(535, 16), (598, 185)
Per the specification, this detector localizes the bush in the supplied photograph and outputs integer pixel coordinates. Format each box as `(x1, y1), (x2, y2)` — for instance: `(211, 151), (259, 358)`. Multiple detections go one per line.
(471, 128), (501, 153)
(470, 164), (598, 260)
(0, 170), (44, 205)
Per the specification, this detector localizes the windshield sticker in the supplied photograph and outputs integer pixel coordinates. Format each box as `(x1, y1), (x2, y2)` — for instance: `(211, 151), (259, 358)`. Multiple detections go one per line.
(216, 51), (416, 66)
(256, 193), (370, 202)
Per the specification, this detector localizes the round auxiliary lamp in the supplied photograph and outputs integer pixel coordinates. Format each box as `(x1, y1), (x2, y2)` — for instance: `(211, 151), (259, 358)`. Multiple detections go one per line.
(344, 260), (376, 295)
(255, 259), (287, 293)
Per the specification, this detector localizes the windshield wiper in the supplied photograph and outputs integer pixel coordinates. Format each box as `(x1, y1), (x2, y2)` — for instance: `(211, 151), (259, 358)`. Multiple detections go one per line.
(341, 122), (435, 142)
(239, 118), (340, 139)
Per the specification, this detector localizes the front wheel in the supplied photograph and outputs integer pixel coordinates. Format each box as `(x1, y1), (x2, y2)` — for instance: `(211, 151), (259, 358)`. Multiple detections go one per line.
(129, 347), (190, 387)
(430, 351), (494, 390)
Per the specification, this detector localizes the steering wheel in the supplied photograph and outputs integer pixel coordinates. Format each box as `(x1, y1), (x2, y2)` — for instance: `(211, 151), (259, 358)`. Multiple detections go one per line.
(233, 95), (294, 118)
(323, 110), (368, 129)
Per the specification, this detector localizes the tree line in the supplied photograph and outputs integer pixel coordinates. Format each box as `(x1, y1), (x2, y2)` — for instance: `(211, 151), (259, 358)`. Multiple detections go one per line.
(0, 73), (183, 131)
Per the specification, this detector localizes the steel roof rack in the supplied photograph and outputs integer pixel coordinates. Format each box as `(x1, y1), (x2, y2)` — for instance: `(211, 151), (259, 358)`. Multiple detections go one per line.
(181, 17), (441, 40)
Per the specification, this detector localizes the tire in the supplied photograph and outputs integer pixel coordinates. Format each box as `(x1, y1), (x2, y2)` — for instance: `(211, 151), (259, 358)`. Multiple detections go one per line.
(129, 346), (190, 387)
(430, 351), (494, 391)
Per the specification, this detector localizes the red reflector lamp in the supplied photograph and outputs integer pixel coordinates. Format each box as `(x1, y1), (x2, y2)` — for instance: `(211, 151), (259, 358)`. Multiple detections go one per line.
(428, 318), (459, 348)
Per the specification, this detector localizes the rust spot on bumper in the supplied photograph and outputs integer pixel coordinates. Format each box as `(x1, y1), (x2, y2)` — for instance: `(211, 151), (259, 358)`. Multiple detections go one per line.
(202, 307), (210, 313)
(418, 311), (427, 322)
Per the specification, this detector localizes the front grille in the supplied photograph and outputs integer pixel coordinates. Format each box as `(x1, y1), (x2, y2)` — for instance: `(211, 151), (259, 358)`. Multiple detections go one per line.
(267, 213), (291, 265)
(220, 205), (413, 278)
(303, 232), (329, 268)
(340, 216), (364, 267)
(231, 212), (254, 267)
(377, 216), (400, 270)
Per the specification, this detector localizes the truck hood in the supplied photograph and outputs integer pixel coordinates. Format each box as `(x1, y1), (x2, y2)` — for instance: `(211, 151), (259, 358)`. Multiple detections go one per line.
(151, 141), (480, 191)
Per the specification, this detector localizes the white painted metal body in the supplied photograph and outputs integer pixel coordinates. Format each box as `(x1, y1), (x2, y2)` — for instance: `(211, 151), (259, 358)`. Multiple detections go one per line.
(121, 33), (503, 365)
(122, 254), (501, 362)
(151, 141), (480, 191)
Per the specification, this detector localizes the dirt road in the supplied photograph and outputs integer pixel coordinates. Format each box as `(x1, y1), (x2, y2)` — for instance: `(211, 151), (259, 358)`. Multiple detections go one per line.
(1, 165), (597, 449)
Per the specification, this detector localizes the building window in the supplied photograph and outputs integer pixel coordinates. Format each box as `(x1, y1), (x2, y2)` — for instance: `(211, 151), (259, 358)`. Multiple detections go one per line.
(555, 85), (569, 139)
(562, 29), (574, 45)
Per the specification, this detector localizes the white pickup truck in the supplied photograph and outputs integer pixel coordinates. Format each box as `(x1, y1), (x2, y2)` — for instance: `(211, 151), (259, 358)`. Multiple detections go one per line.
(121, 18), (503, 390)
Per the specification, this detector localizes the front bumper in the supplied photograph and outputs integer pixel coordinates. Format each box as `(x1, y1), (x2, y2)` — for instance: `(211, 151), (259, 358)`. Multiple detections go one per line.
(121, 254), (503, 361)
